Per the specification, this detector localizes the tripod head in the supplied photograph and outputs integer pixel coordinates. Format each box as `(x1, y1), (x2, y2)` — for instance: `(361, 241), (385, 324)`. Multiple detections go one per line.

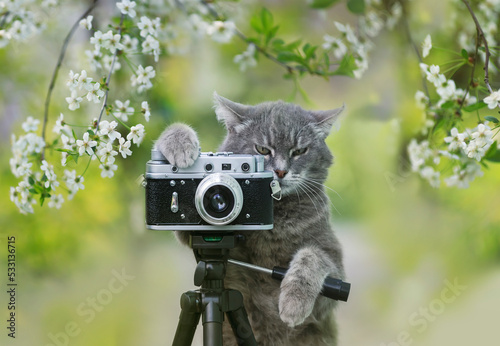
(189, 233), (241, 287)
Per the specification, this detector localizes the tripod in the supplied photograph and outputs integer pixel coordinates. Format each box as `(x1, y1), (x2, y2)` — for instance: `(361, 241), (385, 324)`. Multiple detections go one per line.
(172, 233), (256, 346)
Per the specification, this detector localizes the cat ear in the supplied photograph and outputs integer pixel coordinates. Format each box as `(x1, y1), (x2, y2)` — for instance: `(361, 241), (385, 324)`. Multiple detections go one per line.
(310, 103), (345, 138)
(213, 92), (251, 133)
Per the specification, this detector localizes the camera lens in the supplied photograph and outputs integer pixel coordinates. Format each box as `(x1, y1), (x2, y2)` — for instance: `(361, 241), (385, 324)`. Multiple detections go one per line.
(204, 186), (234, 217)
(211, 193), (227, 212)
(195, 173), (243, 226)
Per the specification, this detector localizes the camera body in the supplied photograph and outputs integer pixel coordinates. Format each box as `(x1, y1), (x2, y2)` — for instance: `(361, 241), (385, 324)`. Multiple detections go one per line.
(145, 149), (274, 231)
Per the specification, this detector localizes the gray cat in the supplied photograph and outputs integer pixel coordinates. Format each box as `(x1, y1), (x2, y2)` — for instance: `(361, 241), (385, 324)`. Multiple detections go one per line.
(156, 93), (345, 345)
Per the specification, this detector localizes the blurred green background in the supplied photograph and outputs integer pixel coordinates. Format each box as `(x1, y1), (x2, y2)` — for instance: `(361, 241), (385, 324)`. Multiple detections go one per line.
(1, 1), (500, 345)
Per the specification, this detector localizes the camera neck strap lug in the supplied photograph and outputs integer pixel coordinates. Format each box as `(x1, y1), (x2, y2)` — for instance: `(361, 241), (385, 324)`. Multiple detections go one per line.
(270, 180), (282, 201)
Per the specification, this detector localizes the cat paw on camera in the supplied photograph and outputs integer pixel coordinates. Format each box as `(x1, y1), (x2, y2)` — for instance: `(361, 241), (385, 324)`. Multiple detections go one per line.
(155, 123), (199, 168)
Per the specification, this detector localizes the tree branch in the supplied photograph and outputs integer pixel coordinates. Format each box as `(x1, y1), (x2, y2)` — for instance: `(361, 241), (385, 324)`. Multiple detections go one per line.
(96, 14), (125, 132)
(462, 0), (493, 94)
(42, 0), (100, 159)
(400, 1), (431, 106)
(199, 1), (297, 76)
(459, 30), (480, 112)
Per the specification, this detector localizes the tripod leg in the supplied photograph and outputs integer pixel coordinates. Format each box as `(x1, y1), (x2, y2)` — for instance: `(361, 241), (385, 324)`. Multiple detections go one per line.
(202, 300), (224, 346)
(172, 291), (201, 346)
(225, 291), (257, 346)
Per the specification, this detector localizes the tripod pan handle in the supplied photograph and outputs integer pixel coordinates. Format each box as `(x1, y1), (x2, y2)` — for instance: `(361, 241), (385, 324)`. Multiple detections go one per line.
(272, 266), (350, 302)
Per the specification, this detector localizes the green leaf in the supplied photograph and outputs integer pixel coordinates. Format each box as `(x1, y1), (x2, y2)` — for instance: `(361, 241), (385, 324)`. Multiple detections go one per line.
(462, 101), (487, 112)
(441, 101), (455, 109)
(277, 51), (305, 64)
(265, 26), (280, 45)
(347, 0), (365, 14)
(331, 54), (356, 78)
(323, 52), (330, 69)
(485, 115), (500, 123)
(484, 142), (500, 162)
(250, 14), (264, 34)
(461, 49), (469, 60)
(280, 40), (302, 52)
(272, 38), (285, 48)
(261, 8), (274, 32)
(309, 0), (341, 9)
(303, 43), (318, 60)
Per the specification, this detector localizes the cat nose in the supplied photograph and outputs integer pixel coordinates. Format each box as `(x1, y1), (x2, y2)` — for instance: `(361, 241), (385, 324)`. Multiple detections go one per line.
(274, 170), (288, 179)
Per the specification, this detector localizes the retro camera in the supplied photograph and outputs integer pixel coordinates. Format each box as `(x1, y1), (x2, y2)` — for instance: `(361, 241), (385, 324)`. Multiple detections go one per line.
(145, 149), (276, 231)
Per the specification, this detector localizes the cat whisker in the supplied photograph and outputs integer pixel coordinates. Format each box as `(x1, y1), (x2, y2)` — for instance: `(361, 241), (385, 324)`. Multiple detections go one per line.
(295, 181), (323, 217)
(302, 177), (343, 201)
(297, 178), (342, 216)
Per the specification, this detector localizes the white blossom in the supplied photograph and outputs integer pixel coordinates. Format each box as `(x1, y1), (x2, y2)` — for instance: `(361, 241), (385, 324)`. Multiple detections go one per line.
(100, 163), (118, 178)
(420, 166), (440, 188)
(22, 116), (40, 132)
(48, 194), (64, 209)
(131, 65), (155, 92)
(121, 34), (139, 52)
(444, 128), (467, 151)
(0, 30), (12, 48)
(207, 21), (235, 43)
(471, 123), (494, 147)
(113, 100), (134, 122)
(86, 83), (104, 103)
(64, 170), (84, 193)
(424, 64), (446, 87)
(322, 35), (347, 59)
(90, 30), (105, 51)
(422, 34), (432, 58)
(85, 49), (102, 71)
(436, 79), (457, 102)
(76, 132), (97, 156)
(138, 16), (156, 38)
(98, 142), (118, 163)
(189, 14), (209, 37)
(127, 124), (145, 146)
(334, 22), (358, 46)
(141, 35), (160, 61)
(116, 0), (136, 18)
(408, 139), (433, 171)
(66, 90), (83, 111)
(41, 160), (59, 189)
(361, 11), (384, 38)
(141, 101), (151, 122)
(386, 2), (403, 30)
(99, 120), (121, 141)
(234, 44), (257, 71)
(118, 137), (133, 158)
(415, 90), (429, 109)
(445, 163), (484, 189)
(101, 30), (124, 53)
(79, 15), (93, 30)
(53, 113), (69, 135)
(484, 90), (500, 109)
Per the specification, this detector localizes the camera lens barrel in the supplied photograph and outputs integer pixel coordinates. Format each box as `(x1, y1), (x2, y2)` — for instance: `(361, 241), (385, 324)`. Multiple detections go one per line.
(195, 173), (243, 226)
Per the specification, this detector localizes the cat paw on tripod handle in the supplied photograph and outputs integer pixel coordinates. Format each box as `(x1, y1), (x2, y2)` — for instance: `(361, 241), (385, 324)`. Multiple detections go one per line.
(278, 246), (342, 328)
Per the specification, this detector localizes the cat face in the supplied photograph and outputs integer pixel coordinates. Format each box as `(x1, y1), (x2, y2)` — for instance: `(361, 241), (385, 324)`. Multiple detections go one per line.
(214, 93), (344, 197)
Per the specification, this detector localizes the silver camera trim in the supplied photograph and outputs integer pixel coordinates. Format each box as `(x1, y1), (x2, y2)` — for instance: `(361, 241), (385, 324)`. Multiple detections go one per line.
(194, 173), (243, 226)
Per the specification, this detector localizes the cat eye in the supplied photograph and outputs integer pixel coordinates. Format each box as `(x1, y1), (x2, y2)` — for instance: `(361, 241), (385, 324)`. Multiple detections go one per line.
(291, 148), (308, 157)
(255, 145), (271, 155)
